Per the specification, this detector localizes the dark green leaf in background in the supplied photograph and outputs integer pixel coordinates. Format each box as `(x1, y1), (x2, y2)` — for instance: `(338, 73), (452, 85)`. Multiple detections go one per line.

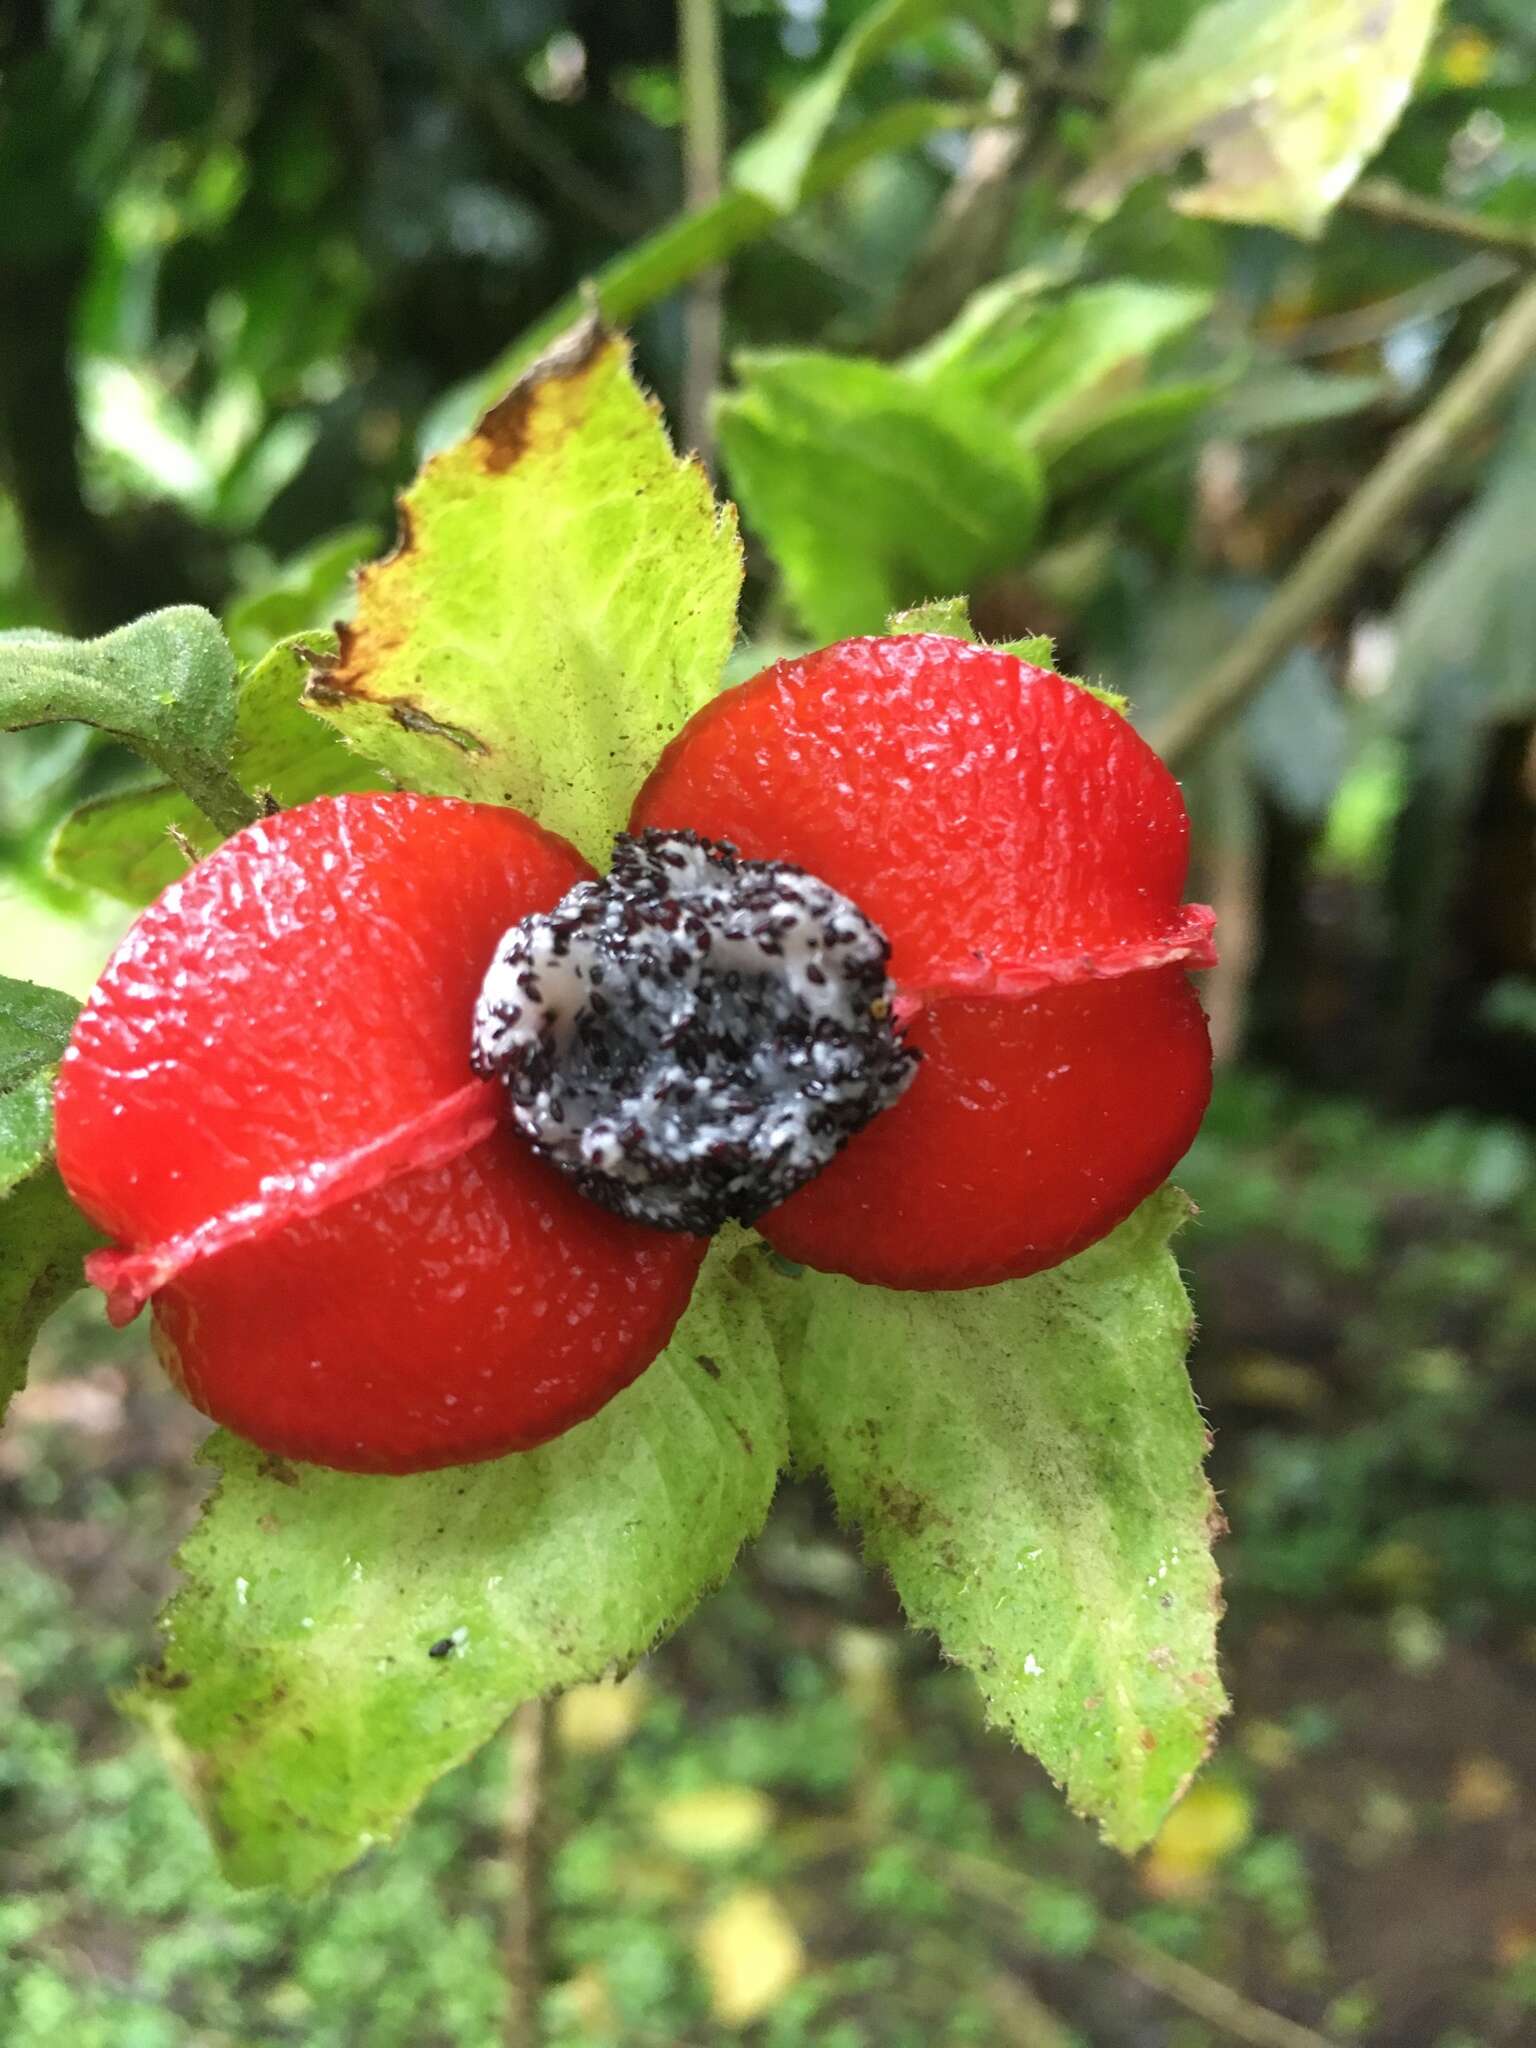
(51, 633), (380, 906)
(0, 1165), (100, 1425)
(732, 0), (948, 210)
(0, 608), (255, 838)
(717, 352), (1043, 640)
(0, 972), (77, 1196)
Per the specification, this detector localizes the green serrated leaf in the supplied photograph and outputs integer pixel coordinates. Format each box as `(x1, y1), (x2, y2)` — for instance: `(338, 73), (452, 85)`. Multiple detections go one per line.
(0, 1165), (101, 1424)
(1072, 0), (1442, 238)
(50, 632), (379, 906)
(886, 598), (978, 639)
(908, 278), (1211, 445)
(0, 974), (78, 1196)
(0, 607), (255, 837)
(732, 0), (945, 210)
(304, 324), (742, 866)
(786, 1188), (1226, 1851)
(138, 1243), (787, 1891)
(718, 352), (1043, 643)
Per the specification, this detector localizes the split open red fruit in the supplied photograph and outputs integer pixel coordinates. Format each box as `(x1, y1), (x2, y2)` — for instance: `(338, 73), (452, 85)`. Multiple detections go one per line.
(55, 634), (1214, 1473)
(54, 794), (707, 1473)
(633, 635), (1216, 1287)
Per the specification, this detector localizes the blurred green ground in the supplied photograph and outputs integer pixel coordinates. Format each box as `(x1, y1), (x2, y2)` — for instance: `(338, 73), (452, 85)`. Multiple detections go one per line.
(3, 1071), (1535, 2048)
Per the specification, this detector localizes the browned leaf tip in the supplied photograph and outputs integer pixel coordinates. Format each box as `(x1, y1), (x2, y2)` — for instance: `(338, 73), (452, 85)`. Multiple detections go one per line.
(478, 312), (616, 475)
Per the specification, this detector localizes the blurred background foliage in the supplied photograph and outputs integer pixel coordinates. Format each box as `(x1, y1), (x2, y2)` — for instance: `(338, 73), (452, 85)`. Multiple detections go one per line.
(4, 0), (1536, 2042)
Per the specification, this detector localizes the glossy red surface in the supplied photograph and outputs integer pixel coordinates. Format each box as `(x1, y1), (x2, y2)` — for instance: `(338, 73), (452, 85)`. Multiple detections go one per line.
(634, 635), (1215, 1287)
(55, 794), (706, 1471)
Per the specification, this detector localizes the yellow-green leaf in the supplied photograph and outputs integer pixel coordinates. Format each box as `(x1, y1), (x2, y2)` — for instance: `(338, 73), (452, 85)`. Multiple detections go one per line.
(305, 322), (743, 864)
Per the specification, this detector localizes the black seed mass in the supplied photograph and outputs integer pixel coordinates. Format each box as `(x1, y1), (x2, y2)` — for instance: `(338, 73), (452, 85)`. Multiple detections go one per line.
(471, 829), (918, 1234)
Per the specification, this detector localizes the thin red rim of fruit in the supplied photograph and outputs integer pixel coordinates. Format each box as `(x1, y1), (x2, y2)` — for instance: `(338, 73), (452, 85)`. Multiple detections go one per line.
(891, 903), (1217, 1018)
(85, 1077), (503, 1328)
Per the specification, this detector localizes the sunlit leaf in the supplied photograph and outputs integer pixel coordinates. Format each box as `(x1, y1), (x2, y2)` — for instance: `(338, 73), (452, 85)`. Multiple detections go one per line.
(137, 1242), (787, 1891)
(696, 1887), (804, 2026)
(785, 1188), (1226, 1851)
(1072, 0), (1442, 237)
(304, 322), (742, 864)
(51, 633), (380, 906)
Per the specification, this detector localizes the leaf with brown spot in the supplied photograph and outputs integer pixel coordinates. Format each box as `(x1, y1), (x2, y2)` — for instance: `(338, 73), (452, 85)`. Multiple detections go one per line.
(134, 1242), (786, 1891)
(305, 320), (743, 863)
(785, 1187), (1227, 1852)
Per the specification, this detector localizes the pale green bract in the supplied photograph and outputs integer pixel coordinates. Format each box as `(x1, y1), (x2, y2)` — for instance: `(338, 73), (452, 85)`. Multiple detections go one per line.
(885, 598), (1116, 711)
(785, 1189), (1226, 1850)
(137, 1243), (789, 1891)
(1072, 0), (1442, 238)
(302, 322), (743, 866)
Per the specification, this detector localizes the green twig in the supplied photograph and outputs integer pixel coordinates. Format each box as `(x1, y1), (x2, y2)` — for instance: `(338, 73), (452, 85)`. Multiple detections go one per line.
(926, 1843), (1336, 2048)
(1150, 273), (1536, 768)
(678, 0), (727, 465)
(1343, 178), (1536, 266)
(504, 1698), (551, 2047)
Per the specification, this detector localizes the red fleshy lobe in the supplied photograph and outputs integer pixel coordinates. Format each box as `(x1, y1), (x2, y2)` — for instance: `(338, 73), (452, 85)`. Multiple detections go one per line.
(633, 634), (1215, 1288)
(55, 794), (706, 1474)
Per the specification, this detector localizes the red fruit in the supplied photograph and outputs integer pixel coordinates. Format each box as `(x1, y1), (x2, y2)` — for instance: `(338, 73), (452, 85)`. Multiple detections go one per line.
(632, 634), (1215, 1288)
(55, 794), (706, 1474)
